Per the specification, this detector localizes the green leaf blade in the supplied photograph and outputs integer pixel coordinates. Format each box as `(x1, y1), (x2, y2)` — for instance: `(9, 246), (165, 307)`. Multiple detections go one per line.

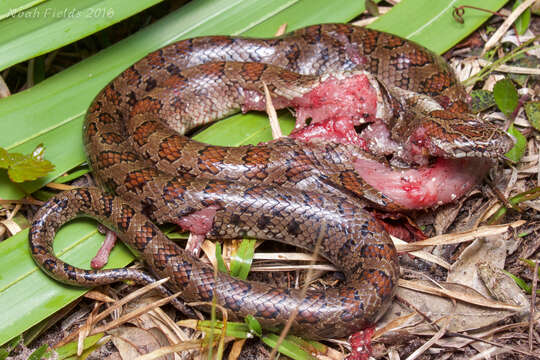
(505, 123), (526, 162)
(524, 101), (540, 130)
(229, 239), (256, 280)
(493, 78), (519, 117)
(513, 0), (531, 35)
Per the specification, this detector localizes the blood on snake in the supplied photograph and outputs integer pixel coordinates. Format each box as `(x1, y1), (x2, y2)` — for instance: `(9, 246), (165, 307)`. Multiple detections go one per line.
(29, 23), (514, 339)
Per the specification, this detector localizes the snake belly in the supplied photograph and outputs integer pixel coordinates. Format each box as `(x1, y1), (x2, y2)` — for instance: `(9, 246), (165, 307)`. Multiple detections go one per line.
(30, 24), (510, 339)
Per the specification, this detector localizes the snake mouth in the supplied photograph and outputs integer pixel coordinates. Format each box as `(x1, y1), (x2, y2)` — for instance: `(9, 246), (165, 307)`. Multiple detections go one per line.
(287, 72), (514, 168)
(282, 70), (513, 209)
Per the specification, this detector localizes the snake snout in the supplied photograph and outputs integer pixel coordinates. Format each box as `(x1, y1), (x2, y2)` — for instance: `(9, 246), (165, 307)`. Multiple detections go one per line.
(427, 118), (516, 160)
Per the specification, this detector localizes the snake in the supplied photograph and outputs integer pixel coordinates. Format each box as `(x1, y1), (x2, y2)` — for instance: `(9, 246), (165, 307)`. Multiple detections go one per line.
(29, 24), (513, 339)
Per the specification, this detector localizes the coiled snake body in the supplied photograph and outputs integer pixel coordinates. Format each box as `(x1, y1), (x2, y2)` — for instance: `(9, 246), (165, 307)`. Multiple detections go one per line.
(30, 24), (512, 339)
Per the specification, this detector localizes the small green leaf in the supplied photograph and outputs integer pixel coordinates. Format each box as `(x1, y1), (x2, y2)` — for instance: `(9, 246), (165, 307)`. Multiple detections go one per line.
(470, 89), (495, 113)
(505, 123), (526, 162)
(504, 268), (540, 295)
(0, 348), (9, 360)
(521, 258), (540, 276)
(27, 344), (51, 360)
(502, 270), (531, 292)
(261, 334), (316, 360)
(509, 55), (539, 86)
(214, 243), (229, 274)
(0, 144), (55, 183)
(513, 0), (531, 35)
(244, 315), (262, 337)
(55, 333), (104, 360)
(230, 238), (256, 280)
(524, 101), (540, 130)
(493, 79), (519, 117)
(198, 320), (251, 339)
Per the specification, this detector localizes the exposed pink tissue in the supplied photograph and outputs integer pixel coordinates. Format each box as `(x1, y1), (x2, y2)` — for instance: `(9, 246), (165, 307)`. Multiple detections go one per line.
(91, 230), (117, 269)
(291, 116), (368, 149)
(175, 205), (220, 235)
(353, 156), (490, 209)
(292, 74), (378, 127)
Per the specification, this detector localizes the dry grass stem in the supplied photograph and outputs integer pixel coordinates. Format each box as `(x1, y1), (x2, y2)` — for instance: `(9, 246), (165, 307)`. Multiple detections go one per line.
(530, 259), (538, 351)
(45, 182), (78, 191)
(392, 236), (451, 269)
(263, 82), (282, 139)
(56, 278), (172, 347)
(372, 312), (417, 339)
(351, 6), (391, 26)
(88, 291), (183, 336)
(0, 198), (43, 206)
(405, 316), (451, 360)
(84, 290), (115, 303)
(396, 220), (524, 252)
(134, 340), (203, 360)
(78, 302), (101, 355)
(250, 264), (337, 272)
(476, 58), (540, 75)
(399, 279), (522, 310)
(274, 23), (288, 37)
(483, 0), (537, 53)
(0, 74), (10, 98)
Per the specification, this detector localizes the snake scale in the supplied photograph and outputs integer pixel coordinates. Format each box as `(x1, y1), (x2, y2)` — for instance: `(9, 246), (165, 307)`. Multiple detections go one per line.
(30, 24), (513, 339)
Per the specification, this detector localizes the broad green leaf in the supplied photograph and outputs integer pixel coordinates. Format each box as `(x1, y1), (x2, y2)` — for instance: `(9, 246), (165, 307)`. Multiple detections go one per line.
(261, 334), (316, 360)
(513, 0), (531, 35)
(368, 0), (509, 54)
(244, 315), (263, 337)
(505, 123), (526, 162)
(0, 0), (47, 21)
(229, 238), (256, 280)
(0, 0), (373, 347)
(470, 89), (495, 113)
(493, 78), (519, 117)
(0, 0), (165, 71)
(0, 222), (133, 346)
(525, 101), (540, 130)
(214, 243), (229, 274)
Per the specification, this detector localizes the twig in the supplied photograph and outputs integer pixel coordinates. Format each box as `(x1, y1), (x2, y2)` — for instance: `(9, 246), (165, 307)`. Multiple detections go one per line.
(263, 82), (282, 139)
(446, 331), (540, 358)
(463, 39), (539, 87)
(483, 0), (536, 54)
(530, 259), (539, 351)
(476, 58), (540, 75)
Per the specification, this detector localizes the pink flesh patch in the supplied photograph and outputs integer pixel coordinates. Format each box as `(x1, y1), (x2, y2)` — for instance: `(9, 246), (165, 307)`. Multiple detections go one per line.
(175, 205), (220, 256)
(353, 157), (490, 209)
(292, 74), (378, 127)
(175, 205), (220, 235)
(289, 74), (378, 150)
(91, 230), (117, 269)
(348, 327), (374, 360)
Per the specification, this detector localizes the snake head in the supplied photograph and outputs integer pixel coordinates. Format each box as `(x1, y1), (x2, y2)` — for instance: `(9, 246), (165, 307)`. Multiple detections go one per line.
(392, 109), (515, 165)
